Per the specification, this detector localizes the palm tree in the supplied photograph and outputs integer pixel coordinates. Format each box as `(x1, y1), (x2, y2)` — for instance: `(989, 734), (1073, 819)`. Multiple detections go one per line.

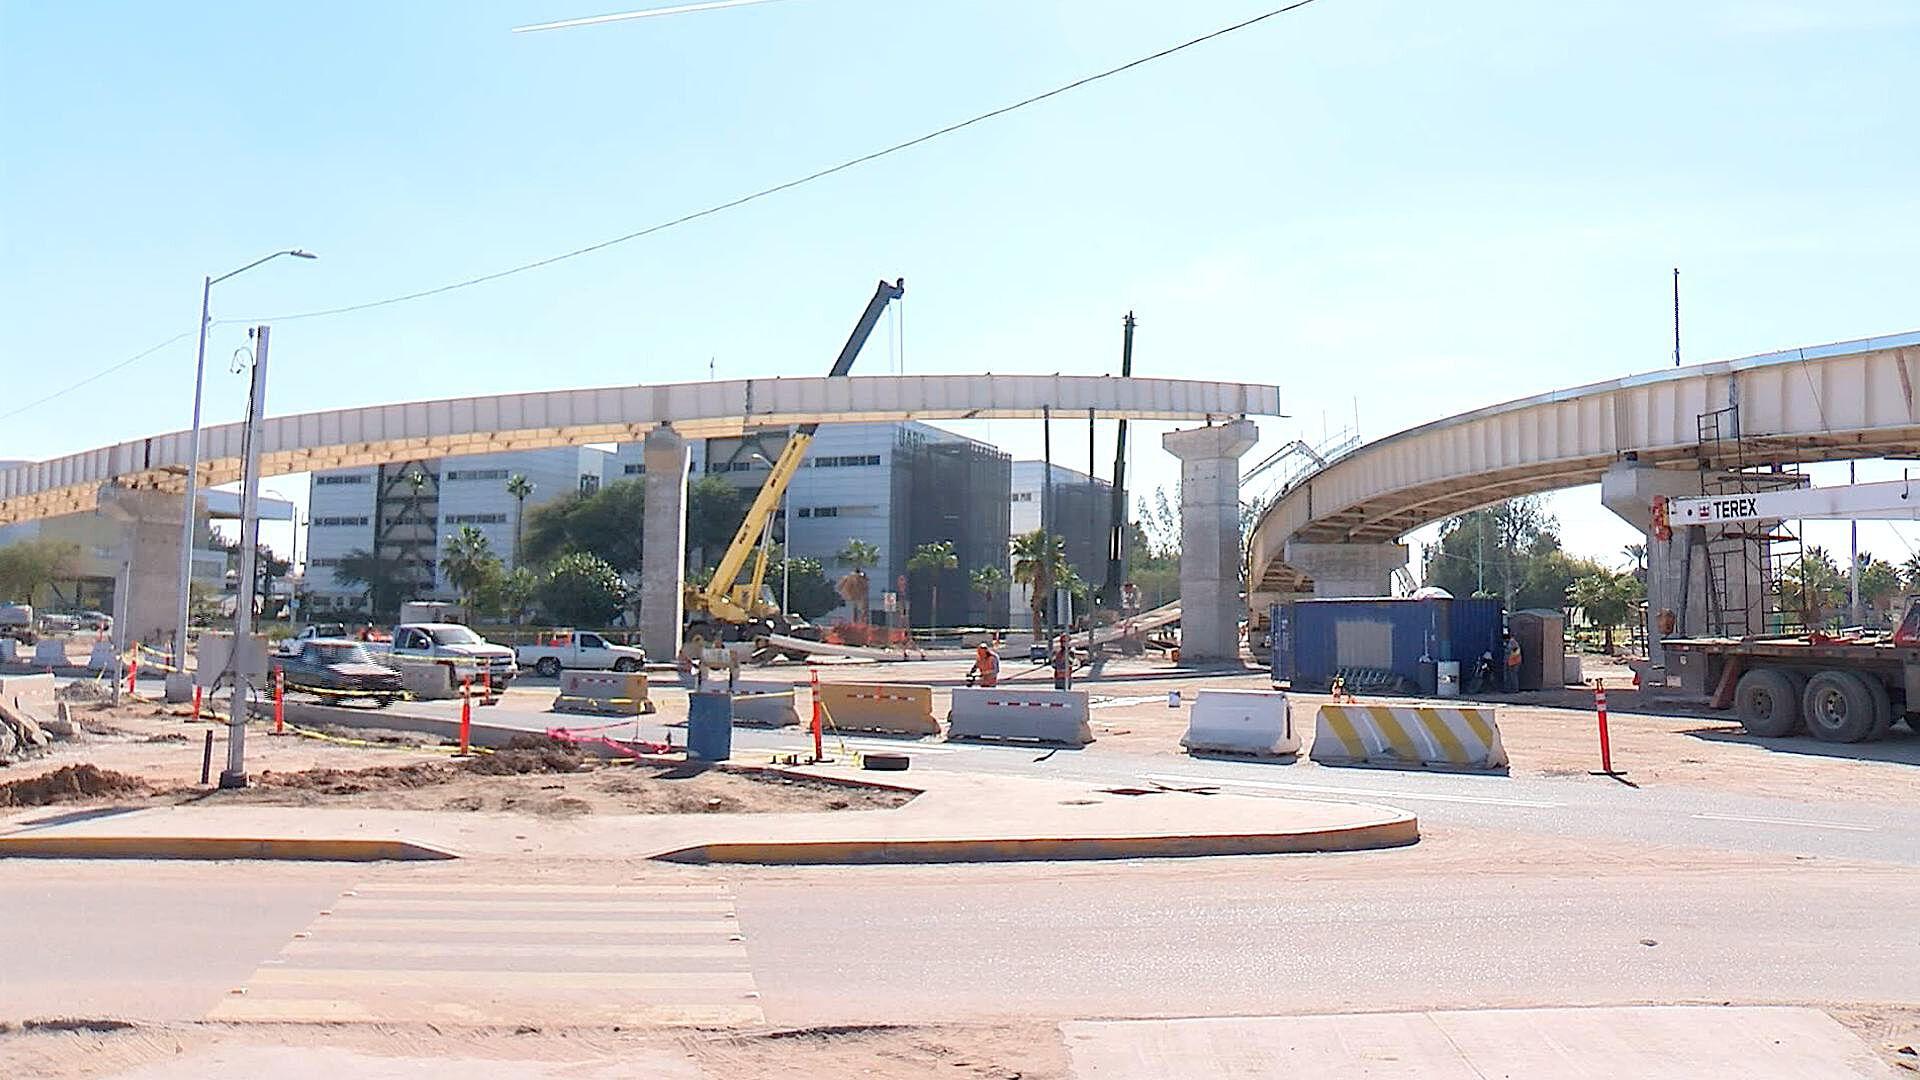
(441, 526), (495, 609)
(835, 539), (881, 624)
(1011, 529), (1068, 635)
(970, 565), (1008, 625)
(333, 548), (407, 620)
(505, 474), (535, 567)
(1622, 542), (1647, 573)
(906, 541), (959, 629)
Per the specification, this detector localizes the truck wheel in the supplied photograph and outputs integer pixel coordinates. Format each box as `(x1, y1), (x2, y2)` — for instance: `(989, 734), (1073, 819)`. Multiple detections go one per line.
(534, 657), (561, 678)
(1801, 670), (1878, 743)
(1734, 668), (1800, 737)
(613, 657), (639, 672)
(1862, 674), (1894, 740)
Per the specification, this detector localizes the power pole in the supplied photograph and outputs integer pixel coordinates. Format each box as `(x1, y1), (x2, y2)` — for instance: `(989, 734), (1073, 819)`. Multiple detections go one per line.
(221, 326), (272, 790)
(1103, 313), (1134, 604)
(1849, 460), (1862, 626)
(1041, 405), (1054, 632)
(1672, 268), (1682, 368)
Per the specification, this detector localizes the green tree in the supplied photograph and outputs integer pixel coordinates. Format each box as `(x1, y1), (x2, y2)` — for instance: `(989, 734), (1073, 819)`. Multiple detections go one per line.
(537, 552), (630, 626)
(1785, 546), (1846, 629)
(1855, 554), (1902, 625)
(775, 554), (840, 621)
(1011, 530), (1068, 635)
(332, 548), (410, 621)
(1424, 497), (1565, 605)
(685, 474), (755, 572)
(1568, 569), (1642, 652)
(472, 565), (537, 623)
(835, 539), (881, 623)
(505, 474), (535, 566)
(1903, 551), (1920, 591)
(0, 538), (80, 605)
(970, 565), (1008, 625)
(523, 480), (647, 574)
(906, 540), (959, 629)
(440, 526), (501, 609)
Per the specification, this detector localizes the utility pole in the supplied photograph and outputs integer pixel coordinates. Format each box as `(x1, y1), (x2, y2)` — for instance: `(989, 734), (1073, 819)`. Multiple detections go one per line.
(1087, 406), (1096, 606)
(1849, 460), (1862, 626)
(1041, 405), (1053, 633)
(221, 326), (272, 790)
(1103, 313), (1134, 604)
(1672, 267), (1682, 368)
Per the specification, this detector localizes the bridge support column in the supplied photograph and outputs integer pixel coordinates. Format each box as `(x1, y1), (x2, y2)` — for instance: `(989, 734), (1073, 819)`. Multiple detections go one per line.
(95, 485), (185, 656)
(1281, 541), (1409, 598)
(1163, 420), (1259, 664)
(641, 425), (689, 663)
(1600, 461), (1768, 672)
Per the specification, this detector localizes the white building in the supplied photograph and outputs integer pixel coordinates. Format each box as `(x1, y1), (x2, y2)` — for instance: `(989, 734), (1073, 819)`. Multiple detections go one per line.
(304, 447), (609, 613)
(1007, 461), (1113, 628)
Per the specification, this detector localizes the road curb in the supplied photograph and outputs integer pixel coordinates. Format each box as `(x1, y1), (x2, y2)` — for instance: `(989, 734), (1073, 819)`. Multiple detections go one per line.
(652, 815), (1418, 865)
(0, 833), (460, 862)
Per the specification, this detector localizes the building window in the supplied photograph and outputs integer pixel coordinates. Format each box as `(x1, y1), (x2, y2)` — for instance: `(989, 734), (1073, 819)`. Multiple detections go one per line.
(812, 507), (839, 518)
(445, 469), (510, 482)
(1012, 492), (1033, 502)
(444, 513), (508, 525)
(623, 463), (645, 475)
(309, 558), (341, 568)
(314, 474), (369, 486)
(579, 474), (601, 495)
(311, 515), (370, 527)
(815, 454), (881, 468)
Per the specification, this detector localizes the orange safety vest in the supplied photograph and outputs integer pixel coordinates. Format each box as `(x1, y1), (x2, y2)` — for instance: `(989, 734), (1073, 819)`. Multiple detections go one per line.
(975, 647), (999, 687)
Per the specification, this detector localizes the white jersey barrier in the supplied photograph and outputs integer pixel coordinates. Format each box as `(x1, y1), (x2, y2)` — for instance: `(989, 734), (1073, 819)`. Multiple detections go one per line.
(87, 640), (119, 670)
(553, 670), (654, 716)
(0, 638), (15, 663)
(817, 683), (940, 736)
(1310, 703), (1507, 770)
(32, 640), (68, 668)
(947, 688), (1094, 746)
(728, 680), (799, 727)
(1181, 689), (1298, 758)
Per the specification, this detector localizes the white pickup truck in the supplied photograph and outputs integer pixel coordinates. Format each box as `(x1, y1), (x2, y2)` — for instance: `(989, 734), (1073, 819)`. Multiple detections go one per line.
(384, 623), (519, 688)
(515, 630), (646, 678)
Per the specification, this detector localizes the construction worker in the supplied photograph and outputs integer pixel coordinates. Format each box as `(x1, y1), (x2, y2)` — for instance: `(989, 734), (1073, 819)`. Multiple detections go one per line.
(968, 643), (1000, 688)
(1052, 634), (1072, 691)
(1503, 632), (1523, 692)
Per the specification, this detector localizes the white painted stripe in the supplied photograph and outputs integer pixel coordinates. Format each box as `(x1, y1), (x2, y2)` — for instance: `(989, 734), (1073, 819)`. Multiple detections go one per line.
(1692, 812), (1876, 832)
(349, 883), (731, 895)
(1141, 772), (1558, 809)
(313, 917), (738, 934)
(249, 968), (758, 991)
(1090, 694), (1165, 709)
(280, 940), (747, 961)
(334, 891), (729, 907)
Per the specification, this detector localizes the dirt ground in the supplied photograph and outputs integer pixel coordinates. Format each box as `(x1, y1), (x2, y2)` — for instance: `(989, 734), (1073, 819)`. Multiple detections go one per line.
(0, 705), (910, 817)
(0, 1019), (1071, 1080)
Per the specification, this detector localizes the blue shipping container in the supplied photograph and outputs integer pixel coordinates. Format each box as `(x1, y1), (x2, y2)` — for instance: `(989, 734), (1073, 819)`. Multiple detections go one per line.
(1280, 597), (1502, 691)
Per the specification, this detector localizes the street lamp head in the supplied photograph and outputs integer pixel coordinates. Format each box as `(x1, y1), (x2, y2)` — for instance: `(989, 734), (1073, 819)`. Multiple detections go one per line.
(288, 250), (318, 260)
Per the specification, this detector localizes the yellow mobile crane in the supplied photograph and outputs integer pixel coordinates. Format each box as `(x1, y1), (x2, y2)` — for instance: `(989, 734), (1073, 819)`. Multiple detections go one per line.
(685, 278), (905, 641)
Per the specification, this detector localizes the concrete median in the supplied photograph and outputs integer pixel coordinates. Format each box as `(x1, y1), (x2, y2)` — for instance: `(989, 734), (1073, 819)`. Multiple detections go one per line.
(728, 680), (799, 727)
(1182, 689), (1299, 758)
(1310, 703), (1507, 770)
(552, 670), (655, 716)
(394, 660), (459, 701)
(818, 682), (940, 737)
(946, 688), (1093, 746)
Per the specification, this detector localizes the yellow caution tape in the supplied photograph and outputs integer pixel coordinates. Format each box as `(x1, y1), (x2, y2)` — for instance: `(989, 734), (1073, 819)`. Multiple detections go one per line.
(284, 723), (489, 755)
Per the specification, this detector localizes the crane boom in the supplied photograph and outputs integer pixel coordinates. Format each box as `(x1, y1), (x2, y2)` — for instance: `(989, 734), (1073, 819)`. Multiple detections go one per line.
(694, 279), (905, 625)
(1663, 478), (1920, 526)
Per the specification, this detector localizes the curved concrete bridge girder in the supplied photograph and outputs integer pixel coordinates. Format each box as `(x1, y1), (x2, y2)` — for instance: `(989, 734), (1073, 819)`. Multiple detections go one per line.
(1251, 330), (1920, 597)
(0, 374), (1280, 526)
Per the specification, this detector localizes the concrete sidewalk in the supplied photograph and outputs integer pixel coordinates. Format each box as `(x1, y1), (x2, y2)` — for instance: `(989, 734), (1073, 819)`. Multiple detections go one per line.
(1063, 1006), (1895, 1078)
(0, 767), (1415, 864)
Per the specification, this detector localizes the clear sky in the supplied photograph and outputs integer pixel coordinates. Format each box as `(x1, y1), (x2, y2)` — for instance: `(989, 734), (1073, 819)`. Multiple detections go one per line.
(5, 1), (1918, 570)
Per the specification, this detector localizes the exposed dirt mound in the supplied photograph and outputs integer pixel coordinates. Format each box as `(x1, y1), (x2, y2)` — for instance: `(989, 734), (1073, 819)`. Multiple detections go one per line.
(0, 764), (150, 807)
(464, 734), (583, 776)
(251, 763), (451, 794)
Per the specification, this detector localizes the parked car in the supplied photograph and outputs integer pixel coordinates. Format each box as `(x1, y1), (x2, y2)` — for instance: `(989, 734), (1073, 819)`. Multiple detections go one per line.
(277, 639), (403, 707)
(0, 604), (36, 645)
(515, 629), (646, 678)
(387, 623), (518, 688)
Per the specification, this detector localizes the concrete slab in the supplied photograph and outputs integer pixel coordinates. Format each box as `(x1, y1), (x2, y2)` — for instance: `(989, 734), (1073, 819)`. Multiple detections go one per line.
(1062, 1006), (1893, 1079)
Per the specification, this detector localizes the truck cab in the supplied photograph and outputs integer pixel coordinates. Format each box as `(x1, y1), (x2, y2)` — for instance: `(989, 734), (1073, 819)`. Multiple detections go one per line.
(387, 623), (518, 688)
(515, 629), (645, 678)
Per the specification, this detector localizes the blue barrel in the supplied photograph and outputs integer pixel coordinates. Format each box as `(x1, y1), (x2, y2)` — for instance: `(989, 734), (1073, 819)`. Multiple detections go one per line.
(686, 691), (733, 761)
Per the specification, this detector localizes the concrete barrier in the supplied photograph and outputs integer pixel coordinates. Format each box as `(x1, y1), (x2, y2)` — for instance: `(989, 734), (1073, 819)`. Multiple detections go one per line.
(393, 660), (458, 701)
(947, 688), (1093, 746)
(553, 670), (655, 716)
(1310, 703), (1507, 770)
(0, 638), (15, 663)
(32, 640), (69, 668)
(0, 673), (57, 722)
(87, 639), (119, 670)
(817, 682), (940, 737)
(1181, 689), (1298, 758)
(728, 680), (799, 728)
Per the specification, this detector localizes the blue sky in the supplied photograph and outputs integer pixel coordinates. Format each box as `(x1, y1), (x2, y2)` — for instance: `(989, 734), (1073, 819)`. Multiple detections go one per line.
(5, 0), (1919, 569)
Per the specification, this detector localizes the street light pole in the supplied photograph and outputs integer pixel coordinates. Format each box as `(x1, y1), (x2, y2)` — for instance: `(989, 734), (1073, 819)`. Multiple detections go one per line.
(173, 250), (315, 672)
(221, 325), (273, 790)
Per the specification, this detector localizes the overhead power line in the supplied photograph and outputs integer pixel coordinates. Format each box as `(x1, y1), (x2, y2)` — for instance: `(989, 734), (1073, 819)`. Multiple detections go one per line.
(17, 1), (1325, 419)
(243, 0), (1324, 324)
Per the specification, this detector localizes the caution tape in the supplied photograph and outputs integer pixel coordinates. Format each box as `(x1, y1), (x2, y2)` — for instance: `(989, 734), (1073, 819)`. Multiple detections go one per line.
(544, 725), (672, 758)
(284, 722), (489, 755)
(284, 681), (414, 702)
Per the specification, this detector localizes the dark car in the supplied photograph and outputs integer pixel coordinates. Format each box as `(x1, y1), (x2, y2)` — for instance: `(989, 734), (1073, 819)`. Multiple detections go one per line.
(278, 639), (404, 707)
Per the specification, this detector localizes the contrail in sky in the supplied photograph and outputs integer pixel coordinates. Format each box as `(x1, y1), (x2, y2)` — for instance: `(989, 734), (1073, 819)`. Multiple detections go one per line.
(513, 0), (793, 33)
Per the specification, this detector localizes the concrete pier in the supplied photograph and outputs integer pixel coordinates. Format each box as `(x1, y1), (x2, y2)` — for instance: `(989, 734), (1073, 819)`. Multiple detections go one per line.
(640, 425), (689, 663)
(1163, 420), (1258, 664)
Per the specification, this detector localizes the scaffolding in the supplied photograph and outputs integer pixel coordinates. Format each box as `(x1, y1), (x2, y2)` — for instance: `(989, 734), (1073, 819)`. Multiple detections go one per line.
(1694, 406), (1805, 637)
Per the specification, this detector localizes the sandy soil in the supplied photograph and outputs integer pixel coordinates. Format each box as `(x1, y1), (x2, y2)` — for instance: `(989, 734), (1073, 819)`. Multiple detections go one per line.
(0, 1020), (1071, 1080)
(0, 706), (909, 817)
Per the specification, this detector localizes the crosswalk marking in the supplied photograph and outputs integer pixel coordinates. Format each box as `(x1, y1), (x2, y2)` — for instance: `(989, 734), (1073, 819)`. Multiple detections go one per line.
(208, 878), (764, 1026)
